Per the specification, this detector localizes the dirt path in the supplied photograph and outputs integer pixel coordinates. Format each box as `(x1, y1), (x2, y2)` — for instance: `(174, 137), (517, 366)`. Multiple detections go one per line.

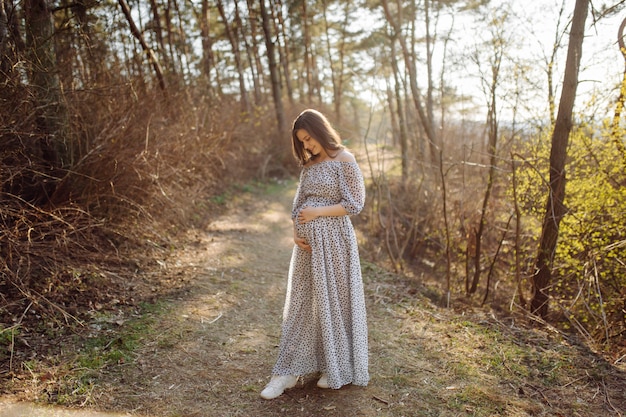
(92, 181), (386, 416)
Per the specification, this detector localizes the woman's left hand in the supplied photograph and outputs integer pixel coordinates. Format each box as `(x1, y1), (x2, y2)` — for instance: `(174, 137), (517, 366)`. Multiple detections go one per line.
(298, 206), (319, 223)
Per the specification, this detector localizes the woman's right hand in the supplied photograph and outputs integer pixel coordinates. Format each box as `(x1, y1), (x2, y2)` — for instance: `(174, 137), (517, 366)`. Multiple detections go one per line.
(294, 235), (311, 252)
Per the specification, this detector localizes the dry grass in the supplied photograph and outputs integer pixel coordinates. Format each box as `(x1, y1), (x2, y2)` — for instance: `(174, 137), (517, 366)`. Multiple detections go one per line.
(0, 83), (291, 381)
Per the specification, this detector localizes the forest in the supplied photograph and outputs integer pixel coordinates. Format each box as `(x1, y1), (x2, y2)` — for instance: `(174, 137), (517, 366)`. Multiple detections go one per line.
(0, 0), (625, 412)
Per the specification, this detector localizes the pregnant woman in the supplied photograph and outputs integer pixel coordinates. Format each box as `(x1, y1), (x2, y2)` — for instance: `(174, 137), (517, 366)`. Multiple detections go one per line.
(261, 109), (369, 400)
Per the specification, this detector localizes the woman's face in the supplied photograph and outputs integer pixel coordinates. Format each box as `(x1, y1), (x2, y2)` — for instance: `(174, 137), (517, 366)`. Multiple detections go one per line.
(296, 129), (327, 158)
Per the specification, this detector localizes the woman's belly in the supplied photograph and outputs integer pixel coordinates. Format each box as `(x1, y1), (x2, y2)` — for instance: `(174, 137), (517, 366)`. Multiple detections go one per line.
(294, 216), (317, 244)
(294, 215), (349, 247)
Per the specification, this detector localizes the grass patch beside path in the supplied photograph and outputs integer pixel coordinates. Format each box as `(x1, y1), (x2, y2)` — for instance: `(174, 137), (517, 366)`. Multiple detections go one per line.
(362, 261), (625, 417)
(3, 301), (171, 407)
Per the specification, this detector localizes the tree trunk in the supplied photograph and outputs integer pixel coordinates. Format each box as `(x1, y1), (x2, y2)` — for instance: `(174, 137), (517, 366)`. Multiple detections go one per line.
(271, 0), (294, 105)
(386, 82), (399, 147)
(24, 0), (71, 165)
(390, 35), (408, 183)
(171, 0), (192, 82)
(611, 17), (626, 159)
(321, 2), (336, 116)
(335, 0), (350, 123)
(466, 5), (507, 297)
(199, 0), (215, 95)
(322, 0), (350, 123)
(424, 0), (438, 164)
(164, 0), (177, 76)
(510, 154), (527, 308)
(216, 0), (250, 112)
(239, 0), (262, 104)
(546, 2), (567, 127)
(148, 0), (166, 61)
(381, 0), (437, 165)
(312, 43), (323, 105)
(531, 0), (589, 318)
(0, 0), (7, 55)
(469, 74), (499, 295)
(118, 0), (166, 91)
(439, 9), (454, 133)
(302, 0), (312, 103)
(0, 0), (11, 78)
(259, 0), (285, 134)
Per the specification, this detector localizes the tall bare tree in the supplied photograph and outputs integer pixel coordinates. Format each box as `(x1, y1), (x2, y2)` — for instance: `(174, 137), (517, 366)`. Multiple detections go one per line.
(148, 0), (166, 64)
(216, 0), (251, 112)
(321, 0), (352, 123)
(388, 31), (409, 183)
(198, 0), (215, 95)
(467, 6), (507, 296)
(531, 0), (589, 318)
(302, 0), (313, 103)
(611, 16), (626, 159)
(119, 0), (166, 91)
(259, 0), (285, 134)
(271, 0), (294, 104)
(0, 0), (9, 75)
(0, 0), (24, 82)
(539, 0), (568, 126)
(239, 0), (263, 104)
(381, 0), (438, 165)
(24, 0), (71, 165)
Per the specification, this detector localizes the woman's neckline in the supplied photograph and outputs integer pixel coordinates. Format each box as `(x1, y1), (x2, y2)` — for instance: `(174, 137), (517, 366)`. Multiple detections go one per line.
(303, 159), (355, 168)
(304, 149), (353, 168)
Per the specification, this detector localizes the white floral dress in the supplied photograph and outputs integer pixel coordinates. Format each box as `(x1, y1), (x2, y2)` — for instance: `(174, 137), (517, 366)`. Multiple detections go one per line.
(271, 160), (369, 389)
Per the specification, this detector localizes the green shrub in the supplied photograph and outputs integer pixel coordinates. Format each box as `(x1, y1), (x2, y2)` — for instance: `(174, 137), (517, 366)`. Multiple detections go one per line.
(511, 122), (626, 347)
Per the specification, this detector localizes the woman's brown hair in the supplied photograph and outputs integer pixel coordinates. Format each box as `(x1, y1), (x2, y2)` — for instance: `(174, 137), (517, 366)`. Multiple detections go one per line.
(291, 109), (344, 165)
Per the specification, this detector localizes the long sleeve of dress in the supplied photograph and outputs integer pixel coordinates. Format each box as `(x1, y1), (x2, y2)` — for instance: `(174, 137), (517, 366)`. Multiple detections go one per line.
(291, 171), (306, 220)
(338, 162), (365, 216)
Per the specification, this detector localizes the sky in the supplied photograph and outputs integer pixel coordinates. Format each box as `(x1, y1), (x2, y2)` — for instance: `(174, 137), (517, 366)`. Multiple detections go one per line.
(352, 0), (624, 124)
(457, 1), (620, 123)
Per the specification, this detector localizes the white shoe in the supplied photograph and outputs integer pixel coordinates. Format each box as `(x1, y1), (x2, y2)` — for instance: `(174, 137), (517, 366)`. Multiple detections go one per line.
(260, 375), (298, 400)
(317, 374), (329, 389)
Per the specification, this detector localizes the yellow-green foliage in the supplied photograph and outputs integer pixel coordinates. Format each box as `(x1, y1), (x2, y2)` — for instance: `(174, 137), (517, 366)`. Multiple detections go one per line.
(512, 122), (626, 345)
